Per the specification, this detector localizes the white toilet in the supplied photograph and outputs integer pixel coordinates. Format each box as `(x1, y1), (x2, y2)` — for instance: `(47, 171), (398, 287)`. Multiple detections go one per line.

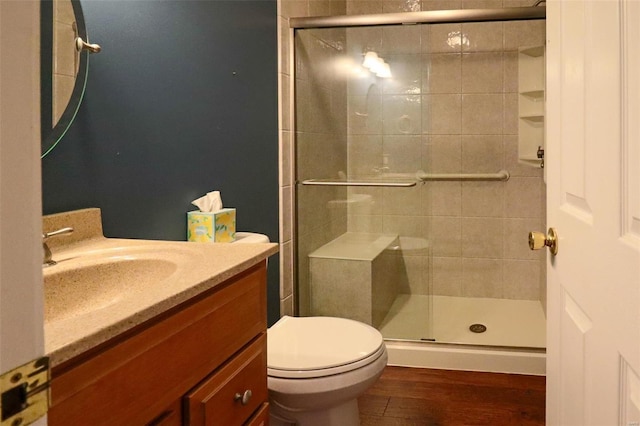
(267, 315), (388, 426)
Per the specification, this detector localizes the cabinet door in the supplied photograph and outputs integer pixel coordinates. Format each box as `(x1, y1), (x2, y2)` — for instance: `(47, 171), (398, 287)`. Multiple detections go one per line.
(185, 334), (267, 425)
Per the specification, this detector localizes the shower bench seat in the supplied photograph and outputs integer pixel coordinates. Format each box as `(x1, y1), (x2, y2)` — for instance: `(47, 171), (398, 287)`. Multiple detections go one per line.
(308, 232), (400, 327)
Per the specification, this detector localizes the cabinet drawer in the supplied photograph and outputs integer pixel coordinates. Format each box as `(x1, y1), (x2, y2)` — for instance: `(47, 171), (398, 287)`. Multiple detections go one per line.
(246, 403), (269, 426)
(50, 263), (267, 426)
(146, 399), (182, 426)
(185, 334), (267, 425)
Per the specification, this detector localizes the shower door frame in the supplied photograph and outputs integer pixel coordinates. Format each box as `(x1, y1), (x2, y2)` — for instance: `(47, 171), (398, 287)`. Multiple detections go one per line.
(287, 5), (547, 349)
(290, 6), (545, 29)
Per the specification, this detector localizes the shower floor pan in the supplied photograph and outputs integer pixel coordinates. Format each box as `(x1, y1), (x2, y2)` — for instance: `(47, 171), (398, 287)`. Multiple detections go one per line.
(379, 294), (546, 375)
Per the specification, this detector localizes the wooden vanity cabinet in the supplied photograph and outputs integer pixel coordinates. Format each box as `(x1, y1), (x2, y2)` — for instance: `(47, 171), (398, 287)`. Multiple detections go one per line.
(49, 262), (269, 426)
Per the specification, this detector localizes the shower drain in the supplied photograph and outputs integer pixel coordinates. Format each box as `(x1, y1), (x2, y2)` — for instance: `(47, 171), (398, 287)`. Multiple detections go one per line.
(469, 323), (487, 333)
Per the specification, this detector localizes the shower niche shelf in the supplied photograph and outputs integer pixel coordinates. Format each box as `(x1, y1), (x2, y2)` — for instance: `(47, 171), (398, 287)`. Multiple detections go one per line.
(518, 45), (545, 168)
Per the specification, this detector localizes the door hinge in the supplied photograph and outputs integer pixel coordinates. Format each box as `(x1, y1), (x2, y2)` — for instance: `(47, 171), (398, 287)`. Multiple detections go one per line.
(1, 357), (49, 426)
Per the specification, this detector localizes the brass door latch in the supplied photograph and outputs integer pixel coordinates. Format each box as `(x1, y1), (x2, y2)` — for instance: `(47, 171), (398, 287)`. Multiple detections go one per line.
(0, 357), (49, 426)
(537, 146), (545, 169)
(529, 227), (559, 255)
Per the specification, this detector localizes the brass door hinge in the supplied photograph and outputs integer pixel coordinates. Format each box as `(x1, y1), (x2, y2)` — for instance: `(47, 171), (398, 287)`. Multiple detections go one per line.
(1, 357), (49, 426)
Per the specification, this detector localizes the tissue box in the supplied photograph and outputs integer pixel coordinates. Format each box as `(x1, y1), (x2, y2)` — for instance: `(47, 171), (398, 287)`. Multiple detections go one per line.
(187, 209), (236, 243)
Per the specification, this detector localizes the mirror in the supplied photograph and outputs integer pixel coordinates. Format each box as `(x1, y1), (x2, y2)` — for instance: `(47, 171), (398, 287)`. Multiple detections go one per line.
(41, 0), (96, 158)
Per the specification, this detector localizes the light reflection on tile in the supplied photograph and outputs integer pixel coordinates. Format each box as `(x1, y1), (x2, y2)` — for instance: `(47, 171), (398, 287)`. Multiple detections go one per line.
(382, 54), (423, 95)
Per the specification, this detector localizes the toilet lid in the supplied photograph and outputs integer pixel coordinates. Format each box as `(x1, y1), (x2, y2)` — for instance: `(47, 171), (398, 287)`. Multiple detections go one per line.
(267, 316), (384, 376)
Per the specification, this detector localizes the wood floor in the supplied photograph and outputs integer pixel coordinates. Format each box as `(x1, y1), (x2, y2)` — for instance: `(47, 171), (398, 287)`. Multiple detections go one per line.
(358, 367), (546, 426)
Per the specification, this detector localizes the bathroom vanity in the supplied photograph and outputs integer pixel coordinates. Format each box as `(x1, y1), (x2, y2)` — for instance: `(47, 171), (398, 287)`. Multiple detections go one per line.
(43, 209), (278, 425)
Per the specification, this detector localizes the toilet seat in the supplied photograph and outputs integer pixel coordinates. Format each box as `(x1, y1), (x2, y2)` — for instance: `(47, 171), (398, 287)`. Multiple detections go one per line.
(267, 316), (385, 379)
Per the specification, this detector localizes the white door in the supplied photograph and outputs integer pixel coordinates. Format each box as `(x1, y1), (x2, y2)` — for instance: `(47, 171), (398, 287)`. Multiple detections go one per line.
(0, 1), (47, 425)
(546, 0), (640, 424)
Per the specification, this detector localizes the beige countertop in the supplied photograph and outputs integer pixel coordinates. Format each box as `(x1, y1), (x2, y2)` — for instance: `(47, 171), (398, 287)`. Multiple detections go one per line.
(43, 208), (278, 366)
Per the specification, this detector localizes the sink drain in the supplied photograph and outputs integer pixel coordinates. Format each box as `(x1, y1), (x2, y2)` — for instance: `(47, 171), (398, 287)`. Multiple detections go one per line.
(469, 323), (487, 333)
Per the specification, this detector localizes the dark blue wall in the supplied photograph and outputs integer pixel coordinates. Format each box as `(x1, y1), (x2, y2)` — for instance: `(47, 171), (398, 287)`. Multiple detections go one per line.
(42, 0), (280, 324)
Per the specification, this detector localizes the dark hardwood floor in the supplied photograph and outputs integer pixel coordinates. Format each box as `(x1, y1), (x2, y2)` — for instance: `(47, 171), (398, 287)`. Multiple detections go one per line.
(358, 367), (546, 426)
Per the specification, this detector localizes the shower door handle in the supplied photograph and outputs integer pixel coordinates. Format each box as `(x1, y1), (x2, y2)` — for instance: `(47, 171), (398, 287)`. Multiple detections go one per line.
(528, 228), (558, 255)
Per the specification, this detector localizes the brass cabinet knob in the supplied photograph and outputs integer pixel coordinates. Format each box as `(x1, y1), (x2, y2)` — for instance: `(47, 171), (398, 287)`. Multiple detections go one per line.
(528, 228), (558, 255)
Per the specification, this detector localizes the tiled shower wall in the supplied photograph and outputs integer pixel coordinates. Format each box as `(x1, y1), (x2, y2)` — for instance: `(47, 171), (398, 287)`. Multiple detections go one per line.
(278, 0), (548, 316)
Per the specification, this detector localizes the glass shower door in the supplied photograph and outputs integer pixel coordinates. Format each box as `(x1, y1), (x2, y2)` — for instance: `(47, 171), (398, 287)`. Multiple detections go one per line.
(292, 7), (547, 350)
(294, 24), (435, 342)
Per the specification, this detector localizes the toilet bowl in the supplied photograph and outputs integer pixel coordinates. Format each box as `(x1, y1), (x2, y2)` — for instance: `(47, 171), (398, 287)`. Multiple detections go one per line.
(267, 316), (388, 426)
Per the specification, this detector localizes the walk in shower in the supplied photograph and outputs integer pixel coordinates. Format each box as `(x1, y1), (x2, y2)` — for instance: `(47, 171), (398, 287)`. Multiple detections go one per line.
(291, 5), (547, 372)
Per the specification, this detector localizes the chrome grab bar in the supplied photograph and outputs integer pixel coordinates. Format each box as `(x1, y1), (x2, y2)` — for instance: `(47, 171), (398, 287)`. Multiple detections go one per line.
(300, 170), (509, 186)
(299, 179), (417, 187)
(417, 170), (510, 182)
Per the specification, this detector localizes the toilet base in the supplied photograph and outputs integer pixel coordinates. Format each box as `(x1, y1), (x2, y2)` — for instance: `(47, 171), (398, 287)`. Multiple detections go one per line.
(270, 399), (360, 426)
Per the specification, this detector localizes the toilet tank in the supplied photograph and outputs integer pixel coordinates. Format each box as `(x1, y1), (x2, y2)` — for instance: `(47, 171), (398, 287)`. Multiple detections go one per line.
(233, 232), (270, 244)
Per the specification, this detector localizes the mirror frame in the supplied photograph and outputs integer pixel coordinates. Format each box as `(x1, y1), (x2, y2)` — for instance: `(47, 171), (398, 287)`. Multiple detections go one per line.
(41, 0), (89, 158)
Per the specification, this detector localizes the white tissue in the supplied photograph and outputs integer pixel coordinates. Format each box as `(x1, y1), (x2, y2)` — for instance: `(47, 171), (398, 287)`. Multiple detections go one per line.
(192, 191), (223, 212)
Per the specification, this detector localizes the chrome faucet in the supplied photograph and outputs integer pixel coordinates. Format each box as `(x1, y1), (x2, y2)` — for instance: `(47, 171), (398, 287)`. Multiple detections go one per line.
(43, 227), (74, 267)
